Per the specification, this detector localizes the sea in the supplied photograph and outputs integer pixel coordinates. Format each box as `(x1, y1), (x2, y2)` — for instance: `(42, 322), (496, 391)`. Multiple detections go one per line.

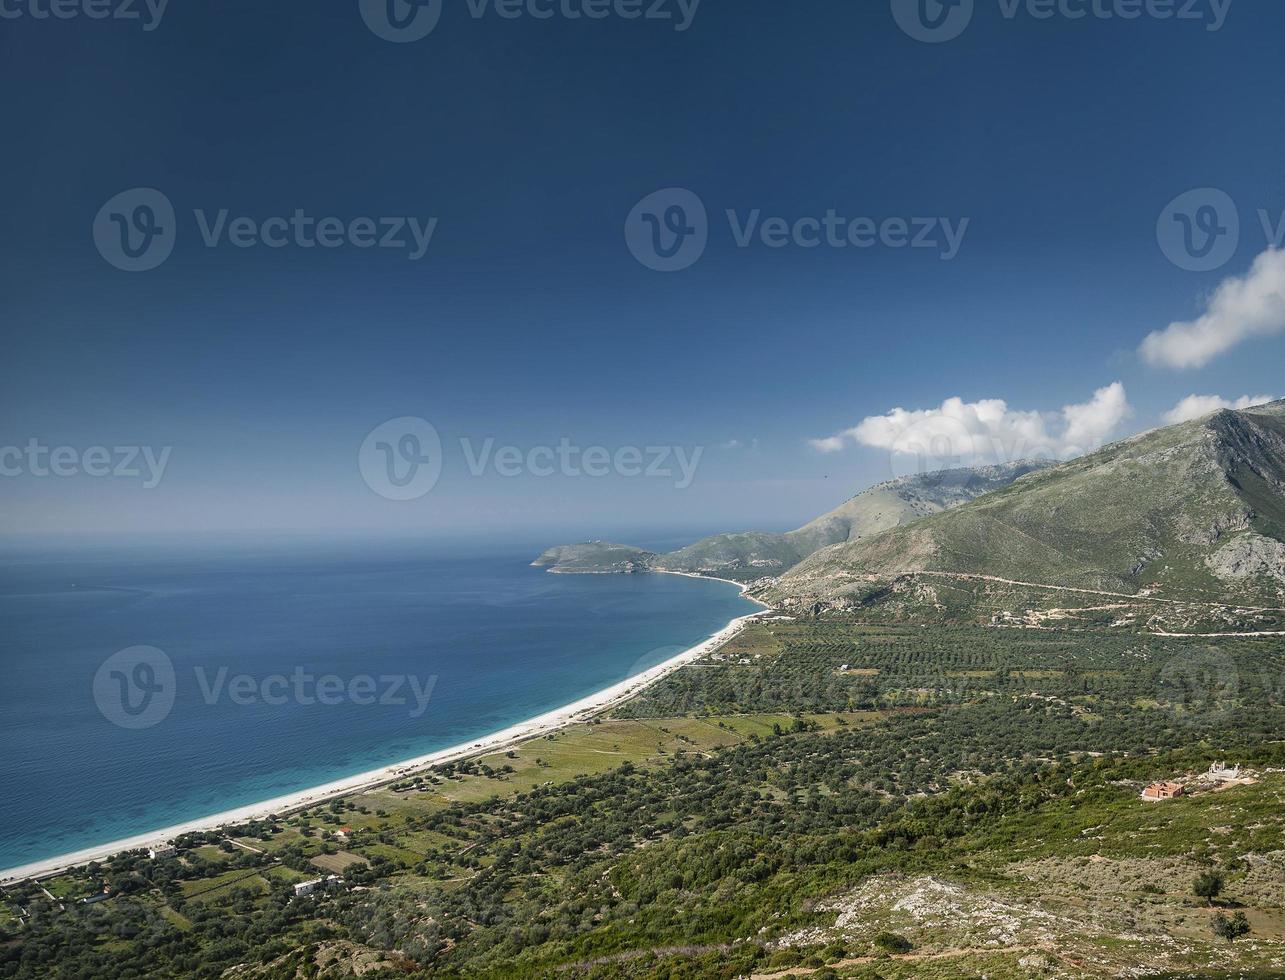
(0, 535), (759, 872)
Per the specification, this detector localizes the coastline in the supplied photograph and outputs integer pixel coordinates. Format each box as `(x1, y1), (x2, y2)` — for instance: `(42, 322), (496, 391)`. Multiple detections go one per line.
(1, 578), (770, 884)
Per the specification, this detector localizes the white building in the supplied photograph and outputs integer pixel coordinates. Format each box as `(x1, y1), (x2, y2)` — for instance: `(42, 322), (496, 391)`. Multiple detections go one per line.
(148, 843), (177, 860)
(1209, 761), (1241, 781)
(294, 875), (340, 897)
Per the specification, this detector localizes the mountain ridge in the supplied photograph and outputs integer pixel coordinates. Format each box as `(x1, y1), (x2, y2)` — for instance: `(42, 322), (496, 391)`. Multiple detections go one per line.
(533, 460), (1052, 581)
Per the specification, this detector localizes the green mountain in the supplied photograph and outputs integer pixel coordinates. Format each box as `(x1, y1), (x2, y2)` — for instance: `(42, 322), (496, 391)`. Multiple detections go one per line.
(766, 400), (1285, 626)
(533, 461), (1050, 581)
(530, 541), (656, 574)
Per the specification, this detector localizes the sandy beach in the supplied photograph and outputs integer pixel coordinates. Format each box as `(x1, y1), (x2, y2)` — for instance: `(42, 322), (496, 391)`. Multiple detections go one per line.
(1, 584), (769, 883)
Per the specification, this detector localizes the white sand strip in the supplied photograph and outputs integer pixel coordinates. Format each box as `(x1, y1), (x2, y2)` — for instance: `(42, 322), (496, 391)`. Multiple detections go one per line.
(2, 587), (768, 883)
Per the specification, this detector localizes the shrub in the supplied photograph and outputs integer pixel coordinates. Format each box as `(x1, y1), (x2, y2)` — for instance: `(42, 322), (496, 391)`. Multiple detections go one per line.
(765, 948), (803, 968)
(873, 931), (913, 954)
(1212, 911), (1250, 944)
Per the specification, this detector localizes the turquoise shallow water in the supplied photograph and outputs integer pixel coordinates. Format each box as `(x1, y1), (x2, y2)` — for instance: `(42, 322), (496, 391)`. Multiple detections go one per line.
(0, 539), (757, 871)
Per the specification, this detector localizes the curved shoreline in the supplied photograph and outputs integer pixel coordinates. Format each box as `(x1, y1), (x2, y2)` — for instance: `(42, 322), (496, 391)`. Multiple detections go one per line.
(1, 579), (769, 883)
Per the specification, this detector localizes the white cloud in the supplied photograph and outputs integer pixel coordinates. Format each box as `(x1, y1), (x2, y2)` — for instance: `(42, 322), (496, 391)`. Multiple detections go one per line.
(809, 383), (1133, 469)
(807, 435), (847, 454)
(719, 438), (760, 451)
(1161, 393), (1277, 425)
(1141, 248), (1285, 369)
(1061, 382), (1133, 457)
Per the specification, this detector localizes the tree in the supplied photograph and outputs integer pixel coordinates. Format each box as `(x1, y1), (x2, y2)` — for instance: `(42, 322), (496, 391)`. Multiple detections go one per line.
(1193, 871), (1224, 906)
(1212, 911), (1250, 944)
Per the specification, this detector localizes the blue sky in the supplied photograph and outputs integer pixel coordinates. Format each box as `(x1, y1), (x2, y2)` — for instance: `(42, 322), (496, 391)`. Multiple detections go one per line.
(2, 0), (1283, 542)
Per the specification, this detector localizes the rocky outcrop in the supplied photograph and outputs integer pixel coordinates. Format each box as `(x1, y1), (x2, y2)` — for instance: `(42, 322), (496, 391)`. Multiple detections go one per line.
(1207, 533), (1285, 583)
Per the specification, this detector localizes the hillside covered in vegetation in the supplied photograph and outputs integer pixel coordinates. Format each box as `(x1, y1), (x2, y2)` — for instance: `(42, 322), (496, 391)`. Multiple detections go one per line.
(6, 619), (1285, 978)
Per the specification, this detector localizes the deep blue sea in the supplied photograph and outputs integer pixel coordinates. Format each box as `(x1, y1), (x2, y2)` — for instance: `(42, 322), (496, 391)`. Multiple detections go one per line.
(0, 538), (757, 871)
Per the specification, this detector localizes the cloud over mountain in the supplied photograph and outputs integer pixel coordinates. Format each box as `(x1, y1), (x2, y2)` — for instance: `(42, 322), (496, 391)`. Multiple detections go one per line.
(1162, 393), (1276, 425)
(810, 382), (1132, 467)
